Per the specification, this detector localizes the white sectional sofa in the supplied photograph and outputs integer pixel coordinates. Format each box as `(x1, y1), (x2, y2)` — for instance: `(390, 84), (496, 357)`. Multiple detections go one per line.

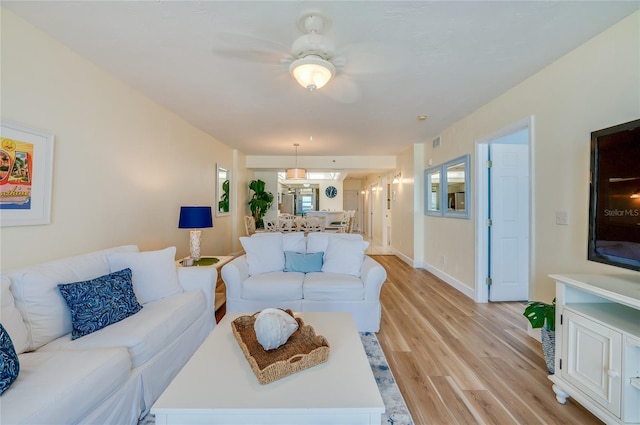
(0, 245), (217, 425)
(222, 232), (387, 332)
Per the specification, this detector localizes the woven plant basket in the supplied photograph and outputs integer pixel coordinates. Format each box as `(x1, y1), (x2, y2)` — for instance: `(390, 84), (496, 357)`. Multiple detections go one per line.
(541, 328), (555, 374)
(231, 310), (330, 385)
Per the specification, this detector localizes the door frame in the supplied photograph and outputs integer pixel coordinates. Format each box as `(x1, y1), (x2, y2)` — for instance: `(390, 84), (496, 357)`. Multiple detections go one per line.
(368, 183), (376, 239)
(475, 116), (535, 303)
(382, 177), (389, 249)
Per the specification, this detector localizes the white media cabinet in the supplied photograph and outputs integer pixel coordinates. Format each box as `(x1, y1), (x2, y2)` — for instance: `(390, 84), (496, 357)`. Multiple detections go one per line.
(549, 274), (640, 425)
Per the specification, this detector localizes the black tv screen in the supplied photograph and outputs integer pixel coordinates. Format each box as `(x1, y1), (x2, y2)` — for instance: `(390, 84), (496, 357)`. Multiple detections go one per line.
(588, 118), (640, 272)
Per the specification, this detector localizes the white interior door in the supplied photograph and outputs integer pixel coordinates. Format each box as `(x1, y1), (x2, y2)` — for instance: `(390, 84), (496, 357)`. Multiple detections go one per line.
(343, 190), (359, 231)
(489, 138), (529, 301)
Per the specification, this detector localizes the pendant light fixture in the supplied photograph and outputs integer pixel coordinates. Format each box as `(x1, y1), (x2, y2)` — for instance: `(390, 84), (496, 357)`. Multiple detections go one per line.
(286, 143), (306, 180)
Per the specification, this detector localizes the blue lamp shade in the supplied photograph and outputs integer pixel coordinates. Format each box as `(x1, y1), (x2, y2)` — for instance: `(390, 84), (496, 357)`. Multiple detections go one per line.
(178, 206), (213, 229)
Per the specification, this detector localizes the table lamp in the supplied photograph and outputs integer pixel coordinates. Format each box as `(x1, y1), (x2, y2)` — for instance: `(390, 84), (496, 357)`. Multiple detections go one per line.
(178, 206), (213, 261)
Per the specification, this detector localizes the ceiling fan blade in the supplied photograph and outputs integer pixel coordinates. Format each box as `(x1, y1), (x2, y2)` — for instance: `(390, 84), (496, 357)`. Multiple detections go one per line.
(321, 78), (362, 104)
(334, 42), (411, 76)
(213, 31), (292, 64)
(216, 31), (290, 53)
(212, 48), (288, 65)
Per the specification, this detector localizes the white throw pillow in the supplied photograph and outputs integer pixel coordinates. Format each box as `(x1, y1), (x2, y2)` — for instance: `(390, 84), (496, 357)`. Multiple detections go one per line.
(283, 232), (306, 253)
(321, 237), (366, 277)
(10, 245), (139, 351)
(107, 247), (182, 304)
(1, 275), (29, 354)
(307, 232), (369, 254)
(250, 232), (306, 253)
(240, 233), (285, 276)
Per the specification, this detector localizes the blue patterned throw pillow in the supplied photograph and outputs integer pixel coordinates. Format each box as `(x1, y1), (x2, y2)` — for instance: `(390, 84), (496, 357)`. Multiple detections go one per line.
(0, 324), (20, 395)
(58, 268), (143, 340)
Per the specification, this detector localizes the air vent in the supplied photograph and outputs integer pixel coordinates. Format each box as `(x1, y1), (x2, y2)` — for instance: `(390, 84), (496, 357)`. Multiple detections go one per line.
(432, 136), (441, 148)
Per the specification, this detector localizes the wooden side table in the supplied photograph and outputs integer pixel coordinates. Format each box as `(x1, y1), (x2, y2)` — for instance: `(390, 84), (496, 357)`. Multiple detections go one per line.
(176, 256), (234, 313)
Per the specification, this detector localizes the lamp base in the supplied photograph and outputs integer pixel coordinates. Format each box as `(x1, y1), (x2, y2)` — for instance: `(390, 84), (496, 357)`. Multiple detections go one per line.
(189, 230), (202, 261)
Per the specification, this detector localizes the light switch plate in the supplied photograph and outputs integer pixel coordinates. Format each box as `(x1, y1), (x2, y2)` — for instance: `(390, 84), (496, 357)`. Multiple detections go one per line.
(555, 211), (569, 225)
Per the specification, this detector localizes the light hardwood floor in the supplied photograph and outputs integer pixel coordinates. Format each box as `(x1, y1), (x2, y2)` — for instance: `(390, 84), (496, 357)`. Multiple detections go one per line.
(372, 255), (603, 425)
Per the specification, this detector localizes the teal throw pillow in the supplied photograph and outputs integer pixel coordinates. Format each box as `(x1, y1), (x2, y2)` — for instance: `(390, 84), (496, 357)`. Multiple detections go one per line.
(58, 268), (143, 340)
(284, 251), (324, 273)
(0, 324), (20, 395)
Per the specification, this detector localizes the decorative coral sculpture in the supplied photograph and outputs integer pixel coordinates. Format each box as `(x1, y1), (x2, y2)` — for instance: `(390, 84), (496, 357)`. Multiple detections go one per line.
(254, 308), (299, 350)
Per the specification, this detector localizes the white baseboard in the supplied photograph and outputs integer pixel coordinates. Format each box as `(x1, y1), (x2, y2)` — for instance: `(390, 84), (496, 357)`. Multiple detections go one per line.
(421, 263), (475, 299)
(390, 248), (413, 267)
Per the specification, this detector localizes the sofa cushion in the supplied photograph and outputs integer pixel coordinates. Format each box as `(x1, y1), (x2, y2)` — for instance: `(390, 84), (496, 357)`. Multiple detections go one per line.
(0, 324), (20, 395)
(9, 245), (139, 351)
(306, 232), (369, 254)
(107, 246), (182, 304)
(240, 233), (285, 276)
(57, 268), (143, 340)
(1, 348), (130, 425)
(284, 251), (323, 273)
(242, 271), (304, 301)
(303, 272), (365, 301)
(40, 290), (205, 368)
(283, 232), (306, 253)
(321, 236), (366, 277)
(250, 231), (306, 253)
(1, 275), (29, 354)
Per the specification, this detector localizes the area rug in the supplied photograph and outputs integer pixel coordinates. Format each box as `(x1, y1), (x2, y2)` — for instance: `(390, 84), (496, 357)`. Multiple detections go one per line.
(138, 332), (413, 425)
(360, 332), (414, 425)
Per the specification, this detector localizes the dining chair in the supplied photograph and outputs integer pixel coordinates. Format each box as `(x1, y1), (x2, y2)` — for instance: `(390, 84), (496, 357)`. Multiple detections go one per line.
(263, 218), (278, 232)
(244, 216), (256, 235)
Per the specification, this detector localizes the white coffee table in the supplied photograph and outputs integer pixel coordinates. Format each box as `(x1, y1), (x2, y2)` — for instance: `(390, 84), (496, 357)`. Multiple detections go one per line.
(151, 312), (384, 425)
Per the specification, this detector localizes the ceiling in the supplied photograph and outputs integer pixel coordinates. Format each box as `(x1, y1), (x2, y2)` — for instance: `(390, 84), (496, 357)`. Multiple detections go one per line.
(4, 1), (639, 175)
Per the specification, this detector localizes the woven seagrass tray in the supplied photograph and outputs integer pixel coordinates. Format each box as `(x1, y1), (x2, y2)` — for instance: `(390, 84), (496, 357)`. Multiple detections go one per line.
(231, 310), (330, 385)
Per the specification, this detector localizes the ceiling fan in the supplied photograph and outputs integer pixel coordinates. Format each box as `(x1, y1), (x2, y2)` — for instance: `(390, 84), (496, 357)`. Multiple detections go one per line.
(213, 11), (400, 103)
(287, 12), (336, 91)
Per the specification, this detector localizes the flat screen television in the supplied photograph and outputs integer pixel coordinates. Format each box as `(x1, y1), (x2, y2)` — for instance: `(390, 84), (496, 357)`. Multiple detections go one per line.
(588, 118), (640, 272)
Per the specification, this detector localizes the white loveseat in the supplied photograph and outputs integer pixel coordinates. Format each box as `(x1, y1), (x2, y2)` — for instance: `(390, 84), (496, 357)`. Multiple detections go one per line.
(0, 245), (217, 425)
(221, 232), (387, 332)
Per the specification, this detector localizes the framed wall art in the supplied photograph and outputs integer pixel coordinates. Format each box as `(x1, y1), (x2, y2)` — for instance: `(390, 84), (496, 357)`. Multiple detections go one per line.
(216, 163), (231, 217)
(0, 121), (54, 226)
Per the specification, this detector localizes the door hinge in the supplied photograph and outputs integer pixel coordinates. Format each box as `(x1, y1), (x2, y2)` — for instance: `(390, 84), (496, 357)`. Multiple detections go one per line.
(487, 160), (493, 168)
(487, 219), (493, 227)
(486, 277), (492, 286)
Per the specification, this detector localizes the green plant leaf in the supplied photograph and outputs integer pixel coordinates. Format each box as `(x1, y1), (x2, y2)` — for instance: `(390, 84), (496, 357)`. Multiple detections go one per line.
(248, 179), (274, 228)
(523, 298), (555, 331)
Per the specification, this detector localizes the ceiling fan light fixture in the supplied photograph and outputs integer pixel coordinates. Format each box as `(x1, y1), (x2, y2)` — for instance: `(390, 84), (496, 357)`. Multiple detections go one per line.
(290, 55), (335, 91)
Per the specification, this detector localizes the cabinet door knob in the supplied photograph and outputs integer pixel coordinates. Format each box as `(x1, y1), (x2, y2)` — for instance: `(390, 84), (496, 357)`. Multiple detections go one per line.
(607, 369), (620, 378)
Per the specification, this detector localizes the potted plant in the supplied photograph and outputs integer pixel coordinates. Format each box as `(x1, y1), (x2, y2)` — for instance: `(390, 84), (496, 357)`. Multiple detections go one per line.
(248, 179), (274, 228)
(523, 298), (556, 374)
(218, 179), (229, 213)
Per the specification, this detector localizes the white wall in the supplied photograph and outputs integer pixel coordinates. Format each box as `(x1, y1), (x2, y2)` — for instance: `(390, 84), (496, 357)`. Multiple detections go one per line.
(0, 10), (237, 268)
(391, 146), (415, 261)
(317, 181), (343, 211)
(421, 11), (640, 301)
(232, 149), (249, 254)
